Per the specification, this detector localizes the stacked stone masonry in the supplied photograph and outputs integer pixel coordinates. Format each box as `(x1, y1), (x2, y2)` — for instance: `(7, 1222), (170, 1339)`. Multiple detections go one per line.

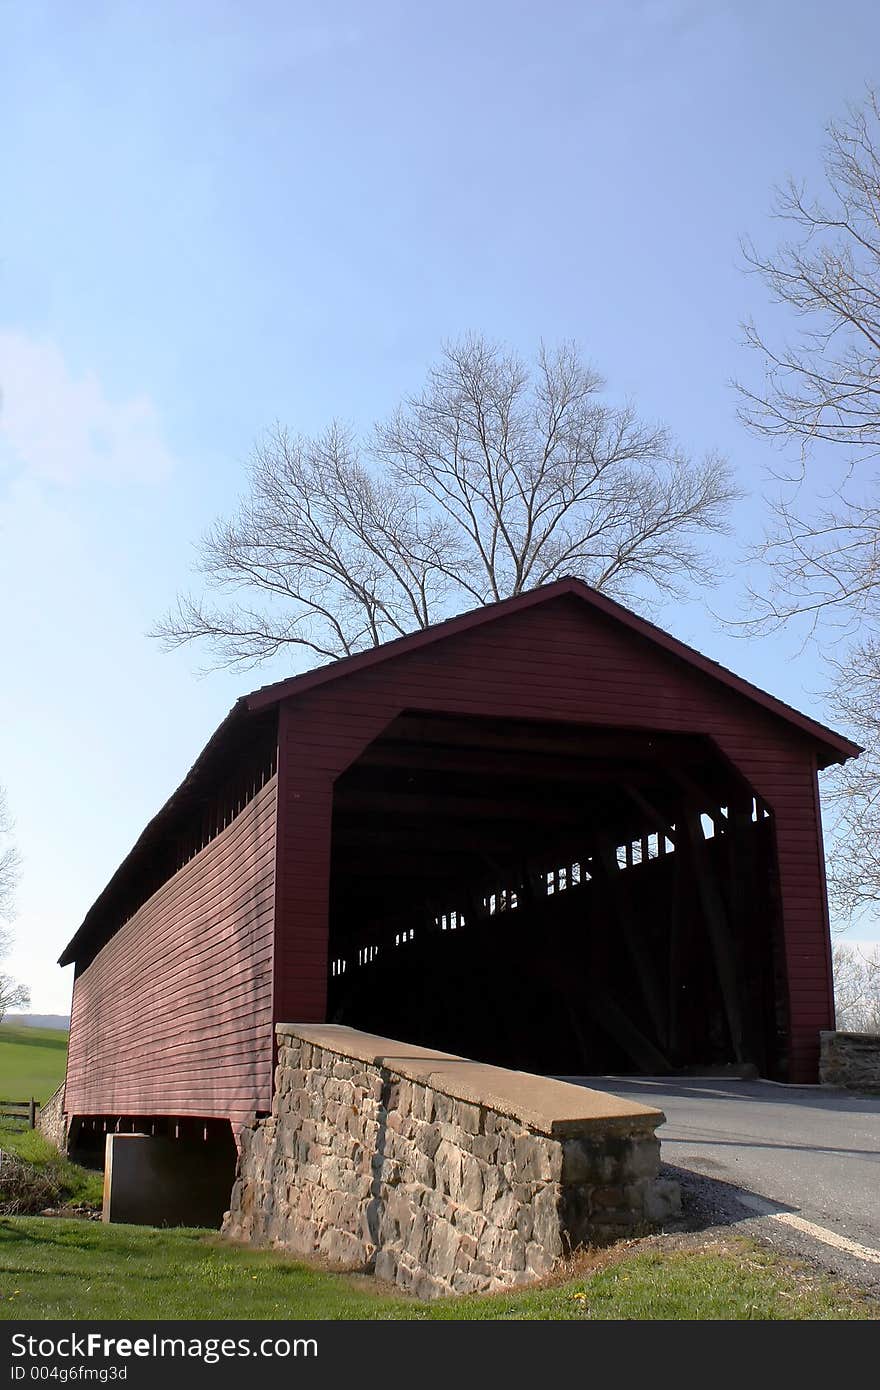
(223, 1024), (680, 1298)
(820, 1030), (880, 1091)
(37, 1083), (67, 1153)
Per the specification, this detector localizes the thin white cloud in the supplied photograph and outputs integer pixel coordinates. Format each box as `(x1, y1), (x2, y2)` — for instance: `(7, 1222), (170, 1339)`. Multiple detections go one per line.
(0, 331), (173, 485)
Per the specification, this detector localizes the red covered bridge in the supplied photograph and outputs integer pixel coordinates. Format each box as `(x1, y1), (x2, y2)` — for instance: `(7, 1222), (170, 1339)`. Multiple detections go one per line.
(60, 579), (859, 1154)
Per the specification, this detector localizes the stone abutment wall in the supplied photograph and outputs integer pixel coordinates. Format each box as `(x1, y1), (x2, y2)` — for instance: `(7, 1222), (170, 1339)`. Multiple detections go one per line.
(36, 1083), (67, 1152)
(820, 1030), (880, 1091)
(223, 1024), (679, 1298)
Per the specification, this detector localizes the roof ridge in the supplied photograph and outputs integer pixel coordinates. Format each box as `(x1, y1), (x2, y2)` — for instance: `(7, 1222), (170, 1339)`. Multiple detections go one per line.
(242, 577), (860, 761)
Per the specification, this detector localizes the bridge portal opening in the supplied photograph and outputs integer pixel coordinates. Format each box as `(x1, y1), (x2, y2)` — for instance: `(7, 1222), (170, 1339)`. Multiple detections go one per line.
(327, 712), (788, 1078)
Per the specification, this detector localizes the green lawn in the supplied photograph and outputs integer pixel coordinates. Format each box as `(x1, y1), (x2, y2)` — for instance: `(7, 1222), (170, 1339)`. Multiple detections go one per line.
(0, 1024), (67, 1104)
(0, 1219), (873, 1320)
(0, 1119), (103, 1210)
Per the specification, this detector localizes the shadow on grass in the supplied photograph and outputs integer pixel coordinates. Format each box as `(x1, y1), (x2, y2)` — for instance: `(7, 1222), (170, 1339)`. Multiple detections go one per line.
(0, 1218), (109, 1253)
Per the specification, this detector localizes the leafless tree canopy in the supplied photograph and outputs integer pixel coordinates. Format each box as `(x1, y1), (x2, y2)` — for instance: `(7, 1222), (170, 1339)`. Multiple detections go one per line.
(0, 950), (30, 1022)
(736, 90), (880, 921)
(155, 337), (736, 668)
(0, 787), (20, 924)
(833, 941), (880, 1033)
(823, 646), (880, 918)
(0, 788), (29, 1021)
(738, 86), (880, 455)
(736, 88), (880, 636)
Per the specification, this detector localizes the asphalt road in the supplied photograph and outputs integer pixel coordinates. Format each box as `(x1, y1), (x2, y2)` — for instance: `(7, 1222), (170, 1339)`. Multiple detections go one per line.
(572, 1077), (880, 1289)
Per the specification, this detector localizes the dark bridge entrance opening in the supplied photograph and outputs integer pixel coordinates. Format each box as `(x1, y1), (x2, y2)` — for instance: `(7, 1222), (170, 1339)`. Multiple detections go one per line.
(327, 712), (788, 1079)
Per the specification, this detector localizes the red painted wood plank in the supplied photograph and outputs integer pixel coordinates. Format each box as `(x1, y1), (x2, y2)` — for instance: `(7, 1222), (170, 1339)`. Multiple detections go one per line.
(65, 775), (278, 1124)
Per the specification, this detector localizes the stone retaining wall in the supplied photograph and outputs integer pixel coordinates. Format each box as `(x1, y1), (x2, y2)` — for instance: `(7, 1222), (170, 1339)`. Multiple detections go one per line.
(223, 1024), (679, 1298)
(820, 1030), (880, 1091)
(36, 1083), (67, 1152)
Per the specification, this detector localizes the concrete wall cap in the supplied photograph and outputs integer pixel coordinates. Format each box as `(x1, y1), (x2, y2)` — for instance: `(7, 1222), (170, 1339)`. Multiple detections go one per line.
(276, 1023), (664, 1137)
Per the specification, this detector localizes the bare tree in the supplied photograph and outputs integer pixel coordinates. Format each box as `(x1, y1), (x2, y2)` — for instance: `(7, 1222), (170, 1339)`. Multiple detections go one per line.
(736, 88), (880, 633)
(832, 941), (880, 1033)
(0, 787), (20, 923)
(735, 88), (880, 918)
(0, 788), (29, 1021)
(738, 90), (880, 459)
(156, 337), (737, 668)
(0, 927), (29, 1020)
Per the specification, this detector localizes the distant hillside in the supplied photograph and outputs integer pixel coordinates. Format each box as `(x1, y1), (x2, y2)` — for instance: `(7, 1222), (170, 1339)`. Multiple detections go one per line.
(5, 1014), (70, 1032)
(0, 1023), (68, 1102)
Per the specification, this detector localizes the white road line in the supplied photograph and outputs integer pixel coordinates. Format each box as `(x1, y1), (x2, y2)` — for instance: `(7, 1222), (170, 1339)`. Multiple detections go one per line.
(737, 1193), (880, 1265)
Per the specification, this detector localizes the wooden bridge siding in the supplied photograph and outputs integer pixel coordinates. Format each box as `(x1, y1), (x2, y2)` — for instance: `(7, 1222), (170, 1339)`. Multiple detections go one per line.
(64, 773), (278, 1125)
(273, 596), (832, 1082)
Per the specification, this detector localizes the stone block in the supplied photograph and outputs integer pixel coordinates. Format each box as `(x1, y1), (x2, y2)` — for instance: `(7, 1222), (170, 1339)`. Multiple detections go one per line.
(622, 1135), (661, 1180)
(430, 1091), (453, 1124)
(561, 1138), (617, 1185)
(515, 1204), (534, 1242)
(318, 1226), (367, 1266)
(454, 1100), (482, 1134)
(502, 1227), (528, 1272)
(479, 1161), (501, 1207)
(374, 1248), (398, 1283)
(514, 1134), (562, 1183)
(592, 1185), (626, 1209)
(413, 1120), (442, 1159)
(470, 1133), (499, 1162)
(425, 1218), (461, 1281)
(451, 1205), (487, 1240)
(494, 1187), (525, 1231)
(409, 1149), (435, 1189)
(631, 1176), (681, 1223)
(459, 1152), (484, 1210)
(410, 1083), (432, 1121)
(525, 1241), (556, 1276)
(531, 1184), (562, 1254)
(451, 1270), (490, 1294)
(433, 1139), (463, 1199)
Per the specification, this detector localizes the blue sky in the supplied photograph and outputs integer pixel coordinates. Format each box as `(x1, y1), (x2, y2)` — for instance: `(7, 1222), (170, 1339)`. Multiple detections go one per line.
(2, 0), (879, 1012)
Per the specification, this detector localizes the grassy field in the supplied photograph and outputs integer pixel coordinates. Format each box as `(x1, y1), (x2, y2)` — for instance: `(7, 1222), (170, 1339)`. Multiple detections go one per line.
(0, 1220), (874, 1320)
(0, 1119), (104, 1210)
(0, 1023), (67, 1104)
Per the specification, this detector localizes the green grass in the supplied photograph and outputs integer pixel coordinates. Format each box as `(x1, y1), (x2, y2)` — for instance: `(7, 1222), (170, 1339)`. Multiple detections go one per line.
(0, 1024), (67, 1104)
(0, 1120), (104, 1209)
(0, 1025), (97, 1214)
(0, 1221), (872, 1320)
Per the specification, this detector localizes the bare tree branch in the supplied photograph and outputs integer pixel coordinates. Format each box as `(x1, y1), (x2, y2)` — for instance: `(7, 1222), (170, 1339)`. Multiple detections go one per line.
(154, 335), (737, 668)
(735, 87), (880, 457)
(822, 643), (880, 920)
(736, 88), (880, 922)
(0, 787), (20, 924)
(0, 787), (30, 1020)
(832, 941), (880, 1033)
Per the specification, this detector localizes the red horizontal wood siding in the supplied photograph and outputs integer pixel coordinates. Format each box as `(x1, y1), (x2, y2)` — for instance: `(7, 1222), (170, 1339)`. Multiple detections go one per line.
(273, 595), (835, 1082)
(65, 774), (277, 1126)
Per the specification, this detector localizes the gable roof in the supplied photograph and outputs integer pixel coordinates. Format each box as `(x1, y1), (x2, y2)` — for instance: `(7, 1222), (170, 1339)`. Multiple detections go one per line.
(243, 576), (860, 763)
(58, 577), (860, 968)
